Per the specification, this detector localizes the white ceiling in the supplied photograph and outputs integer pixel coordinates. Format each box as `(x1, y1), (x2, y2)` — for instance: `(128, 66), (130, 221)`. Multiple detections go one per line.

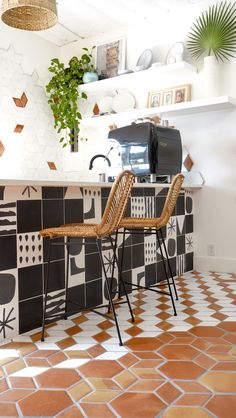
(38, 0), (213, 46)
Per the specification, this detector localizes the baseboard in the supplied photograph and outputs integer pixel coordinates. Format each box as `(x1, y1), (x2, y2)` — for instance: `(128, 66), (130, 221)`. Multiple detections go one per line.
(194, 256), (236, 274)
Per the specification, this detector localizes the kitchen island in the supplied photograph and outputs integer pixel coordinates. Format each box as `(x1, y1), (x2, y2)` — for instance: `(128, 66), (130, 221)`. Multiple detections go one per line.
(0, 179), (198, 340)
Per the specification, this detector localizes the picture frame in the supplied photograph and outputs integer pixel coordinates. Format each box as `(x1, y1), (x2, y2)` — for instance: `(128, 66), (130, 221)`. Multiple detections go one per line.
(147, 91), (161, 108)
(95, 37), (126, 79)
(173, 84), (191, 104)
(147, 84), (191, 108)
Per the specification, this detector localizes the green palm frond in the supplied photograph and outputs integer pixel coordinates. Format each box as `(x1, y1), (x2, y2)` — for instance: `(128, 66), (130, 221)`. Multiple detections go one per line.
(187, 1), (236, 61)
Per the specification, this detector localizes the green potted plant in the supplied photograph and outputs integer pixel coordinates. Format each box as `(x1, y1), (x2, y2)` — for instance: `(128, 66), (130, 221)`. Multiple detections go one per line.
(46, 46), (96, 147)
(187, 1), (236, 62)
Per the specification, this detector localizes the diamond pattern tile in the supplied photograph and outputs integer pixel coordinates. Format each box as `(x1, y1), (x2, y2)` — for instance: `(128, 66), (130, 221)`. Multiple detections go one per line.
(0, 271), (235, 417)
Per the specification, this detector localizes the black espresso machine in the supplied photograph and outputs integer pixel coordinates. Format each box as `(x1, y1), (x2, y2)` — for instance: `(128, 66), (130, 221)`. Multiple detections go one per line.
(108, 122), (182, 182)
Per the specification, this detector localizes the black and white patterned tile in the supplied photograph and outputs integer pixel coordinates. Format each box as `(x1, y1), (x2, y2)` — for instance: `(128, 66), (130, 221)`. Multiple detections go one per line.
(0, 268), (18, 339)
(17, 232), (42, 268)
(0, 201), (16, 236)
(144, 234), (156, 265)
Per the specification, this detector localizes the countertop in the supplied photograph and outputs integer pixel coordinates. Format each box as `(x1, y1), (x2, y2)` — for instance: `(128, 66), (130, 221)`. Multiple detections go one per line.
(0, 179), (202, 188)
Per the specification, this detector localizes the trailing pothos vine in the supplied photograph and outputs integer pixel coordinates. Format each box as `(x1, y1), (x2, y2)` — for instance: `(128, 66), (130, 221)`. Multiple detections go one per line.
(46, 47), (95, 147)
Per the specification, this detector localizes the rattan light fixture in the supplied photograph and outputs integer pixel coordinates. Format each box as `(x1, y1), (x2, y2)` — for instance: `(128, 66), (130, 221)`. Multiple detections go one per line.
(1, 0), (58, 31)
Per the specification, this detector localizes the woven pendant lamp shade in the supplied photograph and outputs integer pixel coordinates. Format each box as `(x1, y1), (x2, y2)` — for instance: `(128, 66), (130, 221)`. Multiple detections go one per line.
(1, 0), (58, 31)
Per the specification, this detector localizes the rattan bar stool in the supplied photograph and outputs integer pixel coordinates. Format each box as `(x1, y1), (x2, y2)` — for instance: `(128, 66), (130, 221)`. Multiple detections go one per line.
(40, 170), (136, 346)
(118, 173), (185, 316)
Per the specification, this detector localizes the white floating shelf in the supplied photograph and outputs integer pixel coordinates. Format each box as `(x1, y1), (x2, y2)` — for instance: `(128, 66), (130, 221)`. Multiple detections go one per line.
(81, 96), (236, 127)
(79, 61), (197, 92)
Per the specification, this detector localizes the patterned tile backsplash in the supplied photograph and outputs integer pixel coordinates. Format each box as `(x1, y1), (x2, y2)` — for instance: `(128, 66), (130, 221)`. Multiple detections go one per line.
(0, 184), (194, 341)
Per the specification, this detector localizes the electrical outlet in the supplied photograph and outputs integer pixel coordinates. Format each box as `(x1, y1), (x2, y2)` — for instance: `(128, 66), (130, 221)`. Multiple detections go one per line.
(207, 244), (215, 257)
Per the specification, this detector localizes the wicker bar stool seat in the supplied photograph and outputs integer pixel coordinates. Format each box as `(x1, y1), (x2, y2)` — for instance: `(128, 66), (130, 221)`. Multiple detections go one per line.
(118, 173), (185, 316)
(40, 170), (136, 346)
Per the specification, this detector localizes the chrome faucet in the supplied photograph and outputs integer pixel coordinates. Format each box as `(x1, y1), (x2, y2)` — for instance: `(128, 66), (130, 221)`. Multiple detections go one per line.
(88, 153), (111, 170)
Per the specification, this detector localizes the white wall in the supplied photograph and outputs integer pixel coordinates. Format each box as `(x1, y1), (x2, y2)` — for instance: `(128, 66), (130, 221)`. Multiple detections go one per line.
(61, 4), (236, 273)
(0, 22), (67, 181)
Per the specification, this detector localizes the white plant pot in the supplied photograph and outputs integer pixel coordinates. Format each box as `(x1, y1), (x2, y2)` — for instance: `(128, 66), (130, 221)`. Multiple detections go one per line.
(202, 55), (220, 98)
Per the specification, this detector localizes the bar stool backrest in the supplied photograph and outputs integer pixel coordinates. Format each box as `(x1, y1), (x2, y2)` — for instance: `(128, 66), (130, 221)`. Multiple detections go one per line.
(97, 170), (135, 237)
(159, 173), (185, 227)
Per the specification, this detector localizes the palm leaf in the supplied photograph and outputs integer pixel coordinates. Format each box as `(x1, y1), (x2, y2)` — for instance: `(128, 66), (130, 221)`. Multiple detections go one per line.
(187, 1), (236, 61)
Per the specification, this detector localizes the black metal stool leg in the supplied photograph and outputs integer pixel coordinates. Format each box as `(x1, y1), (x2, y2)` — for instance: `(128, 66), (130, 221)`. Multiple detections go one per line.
(41, 238), (52, 342)
(107, 232), (118, 314)
(64, 237), (70, 319)
(160, 228), (179, 300)
(118, 228), (126, 298)
(156, 230), (177, 316)
(97, 240), (123, 346)
(109, 234), (135, 323)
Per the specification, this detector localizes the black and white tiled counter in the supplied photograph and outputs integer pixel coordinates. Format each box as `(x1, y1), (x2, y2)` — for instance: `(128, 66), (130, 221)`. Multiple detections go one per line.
(0, 181), (196, 341)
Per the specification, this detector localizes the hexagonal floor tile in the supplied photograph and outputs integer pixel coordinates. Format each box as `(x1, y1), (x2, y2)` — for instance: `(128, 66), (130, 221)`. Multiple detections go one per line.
(159, 344), (199, 360)
(206, 395), (236, 418)
(125, 337), (162, 351)
(189, 326), (225, 337)
(35, 368), (80, 388)
(160, 361), (205, 379)
(111, 392), (166, 418)
(78, 360), (123, 378)
(18, 390), (72, 416)
(200, 371), (236, 392)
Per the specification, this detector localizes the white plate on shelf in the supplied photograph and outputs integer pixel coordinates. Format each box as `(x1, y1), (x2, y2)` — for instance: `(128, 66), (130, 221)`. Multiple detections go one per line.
(136, 49), (153, 70)
(98, 96), (113, 113)
(112, 92), (135, 112)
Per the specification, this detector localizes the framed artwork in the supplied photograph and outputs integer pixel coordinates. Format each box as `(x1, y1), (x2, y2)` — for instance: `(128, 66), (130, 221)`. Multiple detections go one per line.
(147, 84), (191, 107)
(95, 37), (126, 79)
(147, 91), (161, 108)
(173, 84), (191, 104)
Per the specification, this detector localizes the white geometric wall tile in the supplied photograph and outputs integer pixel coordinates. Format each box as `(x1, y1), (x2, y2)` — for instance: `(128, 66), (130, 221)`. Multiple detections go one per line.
(17, 232), (43, 268)
(64, 187), (83, 199)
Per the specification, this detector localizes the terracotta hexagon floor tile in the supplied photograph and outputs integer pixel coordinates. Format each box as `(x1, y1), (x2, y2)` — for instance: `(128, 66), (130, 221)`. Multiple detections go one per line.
(9, 377), (36, 389)
(114, 370), (137, 389)
(206, 395), (236, 418)
(194, 353), (216, 369)
(159, 345), (199, 360)
(57, 338), (76, 350)
(211, 361), (236, 371)
(19, 390), (72, 417)
(174, 381), (211, 393)
(125, 337), (162, 351)
(87, 344), (106, 358)
(78, 360), (123, 378)
(130, 366), (164, 380)
(223, 333), (236, 344)
(0, 378), (8, 393)
(88, 378), (120, 390)
(130, 380), (163, 392)
(48, 351), (68, 366)
(118, 353), (138, 367)
(189, 326), (225, 337)
(133, 351), (162, 359)
(200, 371), (236, 392)
(57, 405), (84, 418)
(111, 392), (166, 418)
(162, 406), (212, 418)
(81, 403), (115, 417)
(82, 389), (121, 403)
(68, 381), (92, 401)
(218, 322), (236, 332)
(174, 393), (211, 406)
(93, 331), (111, 343)
(0, 402), (18, 417)
(160, 361), (205, 379)
(0, 389), (34, 402)
(156, 382), (182, 404)
(35, 368), (80, 388)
